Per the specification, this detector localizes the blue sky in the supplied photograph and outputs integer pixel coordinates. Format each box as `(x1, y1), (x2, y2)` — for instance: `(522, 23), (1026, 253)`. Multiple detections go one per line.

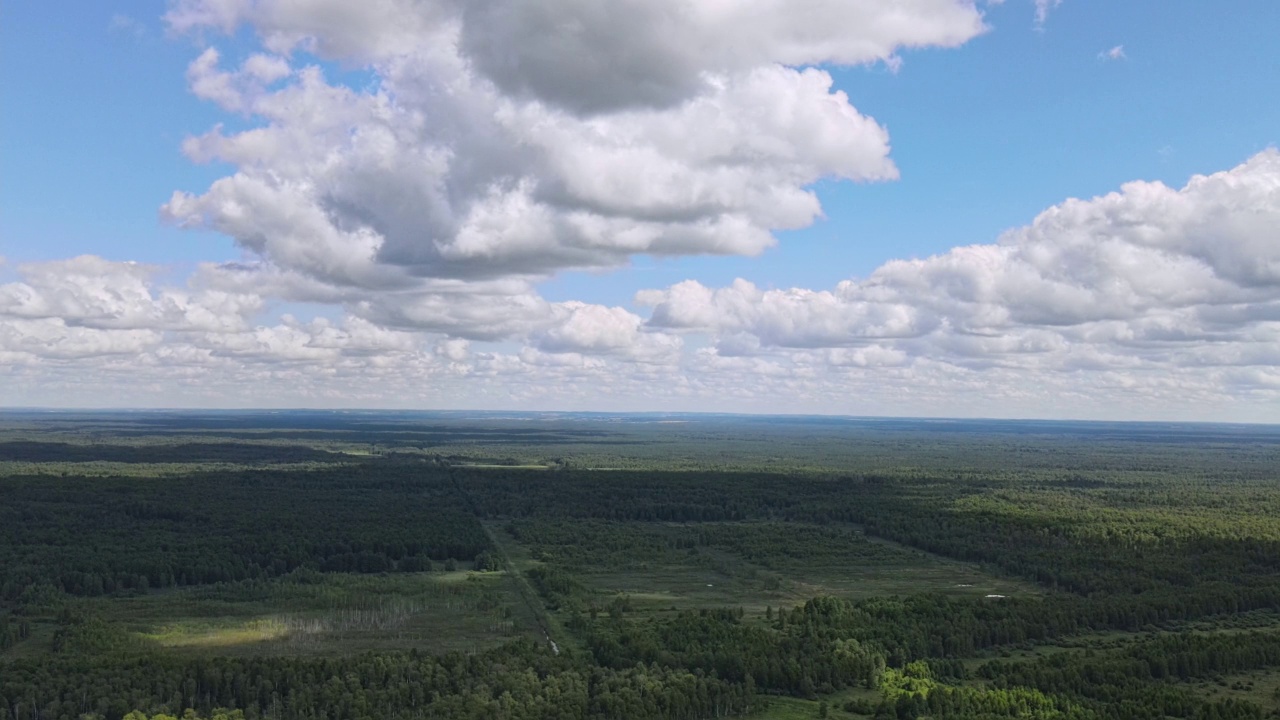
(5, 1), (1276, 292)
(545, 0), (1280, 302)
(1, 1), (1279, 418)
(2, 3), (225, 268)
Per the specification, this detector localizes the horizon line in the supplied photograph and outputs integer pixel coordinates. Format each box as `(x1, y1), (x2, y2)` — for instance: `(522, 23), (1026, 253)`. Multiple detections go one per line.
(1, 406), (1277, 429)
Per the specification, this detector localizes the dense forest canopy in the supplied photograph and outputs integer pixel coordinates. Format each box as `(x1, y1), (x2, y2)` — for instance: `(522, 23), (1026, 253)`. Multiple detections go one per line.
(3, 411), (1280, 720)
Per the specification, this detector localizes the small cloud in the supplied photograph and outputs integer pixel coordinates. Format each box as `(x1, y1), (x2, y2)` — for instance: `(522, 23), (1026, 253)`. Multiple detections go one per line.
(109, 14), (146, 38)
(1098, 45), (1127, 61)
(437, 338), (470, 362)
(1034, 0), (1063, 29)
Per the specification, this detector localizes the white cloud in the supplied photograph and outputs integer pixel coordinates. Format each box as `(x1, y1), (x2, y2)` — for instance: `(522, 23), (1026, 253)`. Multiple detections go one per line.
(1033, 0), (1062, 28)
(17, 151), (1280, 417)
(185, 48), (292, 113)
(640, 278), (931, 345)
(631, 150), (1280, 414)
(537, 302), (682, 362)
(645, 151), (1280, 341)
(0, 319), (162, 360)
(109, 14), (146, 37)
(436, 338), (470, 362)
(455, 0), (985, 114)
(160, 0), (984, 291)
(0, 256), (261, 333)
(167, 0), (986, 111)
(1099, 45), (1126, 61)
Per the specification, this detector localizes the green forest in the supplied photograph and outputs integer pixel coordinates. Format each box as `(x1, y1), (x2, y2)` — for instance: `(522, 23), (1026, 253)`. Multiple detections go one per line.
(4, 411), (1280, 720)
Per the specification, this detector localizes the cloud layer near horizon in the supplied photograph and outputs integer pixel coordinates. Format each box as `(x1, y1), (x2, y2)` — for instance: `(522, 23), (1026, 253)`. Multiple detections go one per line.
(3, 0), (1279, 420)
(6, 151), (1280, 418)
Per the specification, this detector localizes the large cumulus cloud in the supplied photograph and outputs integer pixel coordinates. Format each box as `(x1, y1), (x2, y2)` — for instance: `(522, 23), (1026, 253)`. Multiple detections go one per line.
(137, 0), (991, 394)
(638, 151), (1280, 392)
(160, 0), (985, 289)
(167, 0), (985, 112)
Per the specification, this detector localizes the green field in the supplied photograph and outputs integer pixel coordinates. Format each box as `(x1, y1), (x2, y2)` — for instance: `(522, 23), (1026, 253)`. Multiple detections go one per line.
(497, 519), (1034, 622)
(3, 569), (535, 661)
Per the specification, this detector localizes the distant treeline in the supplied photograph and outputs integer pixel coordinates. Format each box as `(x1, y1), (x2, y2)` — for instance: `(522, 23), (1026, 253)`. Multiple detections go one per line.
(0, 442), (340, 465)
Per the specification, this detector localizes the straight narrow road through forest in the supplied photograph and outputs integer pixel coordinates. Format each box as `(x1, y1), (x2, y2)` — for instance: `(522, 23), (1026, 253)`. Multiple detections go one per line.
(445, 470), (564, 654)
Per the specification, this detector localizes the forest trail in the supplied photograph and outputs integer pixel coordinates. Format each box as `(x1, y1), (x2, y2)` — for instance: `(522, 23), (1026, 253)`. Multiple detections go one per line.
(444, 467), (567, 655)
(479, 519), (565, 655)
